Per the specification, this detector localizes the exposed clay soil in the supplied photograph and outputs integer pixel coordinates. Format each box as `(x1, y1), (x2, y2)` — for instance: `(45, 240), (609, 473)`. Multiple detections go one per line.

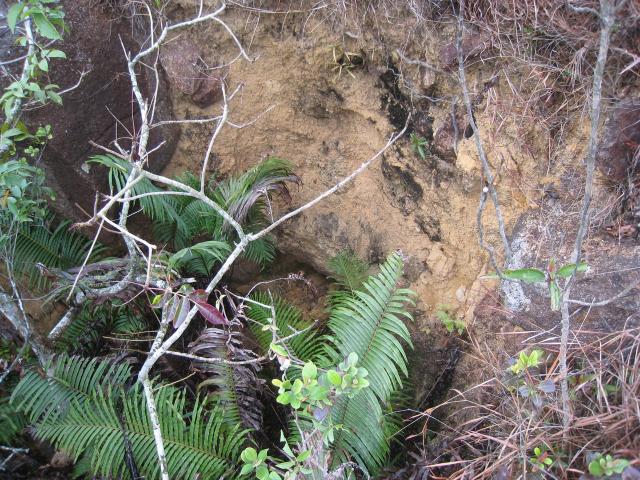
(160, 1), (638, 427)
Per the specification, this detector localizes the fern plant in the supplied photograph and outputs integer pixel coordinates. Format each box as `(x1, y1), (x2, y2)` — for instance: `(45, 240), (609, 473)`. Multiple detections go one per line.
(90, 154), (296, 270)
(0, 211), (106, 290)
(326, 252), (414, 473)
(56, 302), (146, 353)
(189, 327), (264, 430)
(327, 249), (369, 293)
(11, 354), (132, 423)
(245, 291), (327, 363)
(0, 393), (27, 444)
(243, 252), (415, 477)
(10, 355), (246, 479)
(37, 386), (245, 480)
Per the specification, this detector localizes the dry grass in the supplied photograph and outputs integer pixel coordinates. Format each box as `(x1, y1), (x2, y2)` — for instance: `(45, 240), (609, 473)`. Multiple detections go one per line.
(399, 326), (640, 479)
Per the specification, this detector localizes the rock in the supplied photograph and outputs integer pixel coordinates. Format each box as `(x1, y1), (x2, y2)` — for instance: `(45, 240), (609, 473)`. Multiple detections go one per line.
(596, 97), (640, 183)
(432, 106), (467, 163)
(503, 208), (640, 332)
(427, 247), (455, 279)
(439, 33), (488, 71)
(159, 38), (225, 107)
(17, 0), (180, 224)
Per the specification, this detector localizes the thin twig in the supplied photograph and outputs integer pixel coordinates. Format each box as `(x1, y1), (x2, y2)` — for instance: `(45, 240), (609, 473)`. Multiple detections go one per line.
(456, 0), (513, 266)
(567, 277), (640, 306)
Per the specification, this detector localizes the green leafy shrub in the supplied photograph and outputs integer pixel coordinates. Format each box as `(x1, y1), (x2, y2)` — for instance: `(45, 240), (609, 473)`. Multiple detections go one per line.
(436, 306), (466, 335)
(588, 454), (631, 477)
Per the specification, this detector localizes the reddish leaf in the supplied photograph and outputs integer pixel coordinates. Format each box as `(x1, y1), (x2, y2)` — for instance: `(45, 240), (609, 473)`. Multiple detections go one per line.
(191, 299), (228, 325)
(190, 289), (209, 302)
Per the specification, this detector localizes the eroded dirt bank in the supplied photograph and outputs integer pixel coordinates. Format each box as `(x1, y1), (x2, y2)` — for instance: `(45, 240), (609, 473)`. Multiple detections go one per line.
(161, 1), (639, 415)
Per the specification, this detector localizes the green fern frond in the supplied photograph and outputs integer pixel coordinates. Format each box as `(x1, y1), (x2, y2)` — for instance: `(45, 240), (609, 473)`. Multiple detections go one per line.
(0, 396), (27, 444)
(328, 250), (370, 293)
(94, 155), (294, 272)
(329, 389), (388, 470)
(189, 328), (263, 430)
(328, 252), (414, 402)
(89, 154), (185, 229)
(169, 240), (232, 276)
(11, 355), (132, 423)
(57, 302), (146, 352)
(36, 386), (246, 480)
(383, 382), (415, 452)
(242, 236), (276, 267)
(154, 198), (224, 251)
(246, 292), (325, 362)
(325, 252), (414, 474)
(214, 157), (297, 228)
(5, 212), (106, 290)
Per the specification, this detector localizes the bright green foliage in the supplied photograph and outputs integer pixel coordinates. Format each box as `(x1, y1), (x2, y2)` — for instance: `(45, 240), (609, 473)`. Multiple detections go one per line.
(241, 446), (289, 480)
(327, 252), (414, 472)
(509, 349), (555, 409)
(273, 355), (369, 413)
(247, 253), (414, 476)
(246, 292), (326, 362)
(436, 306), (466, 335)
(409, 133), (428, 160)
(509, 349), (544, 375)
(588, 454), (630, 477)
(7, 1), (65, 41)
(2, 212), (106, 290)
(486, 260), (588, 311)
(0, 159), (53, 223)
(530, 445), (554, 471)
(245, 354), (372, 480)
(2, 1), (65, 163)
(498, 268), (547, 284)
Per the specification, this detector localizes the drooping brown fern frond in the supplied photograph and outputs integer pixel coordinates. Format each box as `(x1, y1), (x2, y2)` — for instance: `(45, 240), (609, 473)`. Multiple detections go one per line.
(188, 328), (264, 431)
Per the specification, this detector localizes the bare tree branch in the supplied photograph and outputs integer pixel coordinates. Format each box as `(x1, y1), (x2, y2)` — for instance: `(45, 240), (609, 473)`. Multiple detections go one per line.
(456, 0), (513, 267)
(559, 0), (616, 433)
